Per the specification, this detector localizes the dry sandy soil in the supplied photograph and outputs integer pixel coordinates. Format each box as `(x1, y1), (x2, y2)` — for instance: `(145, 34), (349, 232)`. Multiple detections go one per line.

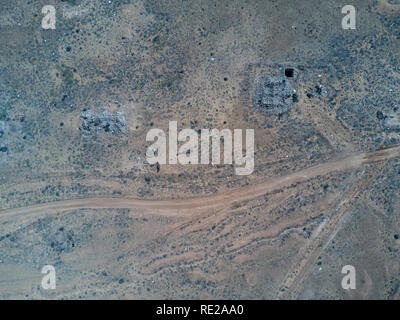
(1, 0), (400, 299)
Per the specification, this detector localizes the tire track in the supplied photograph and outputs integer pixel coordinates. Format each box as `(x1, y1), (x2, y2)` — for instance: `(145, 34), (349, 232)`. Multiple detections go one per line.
(1, 146), (399, 221)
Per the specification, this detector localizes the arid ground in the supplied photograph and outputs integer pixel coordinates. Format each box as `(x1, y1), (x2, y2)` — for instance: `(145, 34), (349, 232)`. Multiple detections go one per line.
(1, 0), (400, 299)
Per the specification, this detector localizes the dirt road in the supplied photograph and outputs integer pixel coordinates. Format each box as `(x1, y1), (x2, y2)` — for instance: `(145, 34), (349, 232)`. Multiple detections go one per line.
(1, 146), (399, 220)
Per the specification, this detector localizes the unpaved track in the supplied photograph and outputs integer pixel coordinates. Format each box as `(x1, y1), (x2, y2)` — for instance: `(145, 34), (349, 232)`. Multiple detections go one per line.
(277, 160), (388, 299)
(1, 146), (399, 220)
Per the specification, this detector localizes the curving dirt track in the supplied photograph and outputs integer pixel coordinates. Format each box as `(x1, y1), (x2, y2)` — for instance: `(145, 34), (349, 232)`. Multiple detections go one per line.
(1, 146), (399, 220)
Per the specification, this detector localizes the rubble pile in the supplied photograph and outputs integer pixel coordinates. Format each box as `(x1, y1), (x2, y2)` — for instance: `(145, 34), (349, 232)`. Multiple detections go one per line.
(80, 110), (126, 136)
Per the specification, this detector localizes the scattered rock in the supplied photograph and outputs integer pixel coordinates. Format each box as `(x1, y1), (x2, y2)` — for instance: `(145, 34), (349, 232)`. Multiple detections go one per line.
(377, 111), (385, 120)
(253, 75), (296, 114)
(307, 84), (327, 99)
(383, 111), (400, 131)
(80, 110), (126, 136)
(315, 84), (327, 96)
(47, 229), (75, 254)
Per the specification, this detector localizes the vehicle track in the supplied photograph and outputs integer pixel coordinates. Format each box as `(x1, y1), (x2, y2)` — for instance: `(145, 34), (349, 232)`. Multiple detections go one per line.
(1, 146), (399, 220)
(277, 160), (387, 299)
